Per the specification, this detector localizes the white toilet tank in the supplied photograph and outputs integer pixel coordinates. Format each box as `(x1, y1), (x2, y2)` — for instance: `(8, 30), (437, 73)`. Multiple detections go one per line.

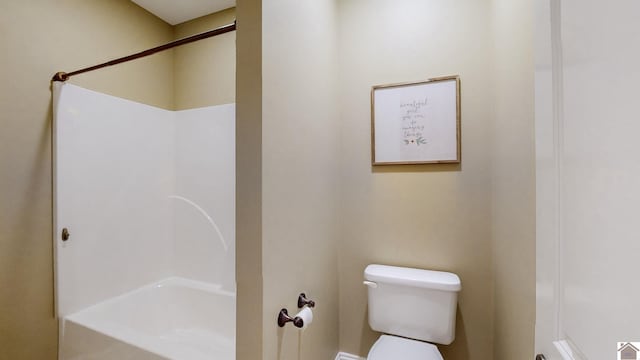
(364, 264), (461, 345)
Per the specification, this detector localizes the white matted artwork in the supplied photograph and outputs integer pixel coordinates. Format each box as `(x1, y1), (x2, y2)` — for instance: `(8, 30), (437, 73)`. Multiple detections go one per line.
(371, 76), (461, 165)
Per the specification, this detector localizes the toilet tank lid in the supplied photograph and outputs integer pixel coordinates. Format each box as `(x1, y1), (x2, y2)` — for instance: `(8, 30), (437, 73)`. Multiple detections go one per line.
(364, 264), (461, 292)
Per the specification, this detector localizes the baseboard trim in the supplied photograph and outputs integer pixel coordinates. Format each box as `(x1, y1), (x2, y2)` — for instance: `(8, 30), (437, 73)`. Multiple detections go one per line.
(335, 352), (366, 360)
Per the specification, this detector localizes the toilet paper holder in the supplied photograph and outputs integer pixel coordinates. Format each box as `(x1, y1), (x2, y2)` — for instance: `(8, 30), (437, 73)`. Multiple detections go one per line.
(277, 308), (304, 328)
(277, 293), (316, 327)
(297, 293), (315, 308)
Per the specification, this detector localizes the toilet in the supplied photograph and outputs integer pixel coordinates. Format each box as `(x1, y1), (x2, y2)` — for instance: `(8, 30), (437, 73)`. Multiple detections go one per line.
(363, 264), (461, 360)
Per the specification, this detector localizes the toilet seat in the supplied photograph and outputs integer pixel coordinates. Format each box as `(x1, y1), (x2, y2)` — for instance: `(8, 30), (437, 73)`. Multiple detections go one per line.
(367, 335), (443, 360)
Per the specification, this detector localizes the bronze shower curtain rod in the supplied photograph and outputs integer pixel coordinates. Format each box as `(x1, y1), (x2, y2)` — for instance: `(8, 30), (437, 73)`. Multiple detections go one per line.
(52, 21), (236, 82)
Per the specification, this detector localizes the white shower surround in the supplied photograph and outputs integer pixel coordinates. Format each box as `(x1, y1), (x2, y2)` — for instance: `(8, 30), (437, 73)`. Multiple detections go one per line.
(53, 83), (235, 359)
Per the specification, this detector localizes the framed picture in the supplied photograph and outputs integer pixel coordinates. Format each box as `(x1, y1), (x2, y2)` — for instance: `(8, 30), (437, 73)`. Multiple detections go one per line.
(371, 76), (461, 165)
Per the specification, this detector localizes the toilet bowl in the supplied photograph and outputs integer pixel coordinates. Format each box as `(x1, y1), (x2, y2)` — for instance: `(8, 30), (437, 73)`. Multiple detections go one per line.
(363, 264), (461, 360)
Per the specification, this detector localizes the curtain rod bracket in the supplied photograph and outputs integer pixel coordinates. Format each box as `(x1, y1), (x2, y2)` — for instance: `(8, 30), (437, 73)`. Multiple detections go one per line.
(52, 72), (69, 82)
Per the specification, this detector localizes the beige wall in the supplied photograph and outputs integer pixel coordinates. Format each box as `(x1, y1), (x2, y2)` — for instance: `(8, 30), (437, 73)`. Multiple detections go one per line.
(336, 1), (495, 359)
(236, 1), (342, 359)
(261, 1), (340, 359)
(0, 1), (174, 358)
(235, 0), (263, 359)
(174, 8), (236, 110)
(490, 0), (536, 358)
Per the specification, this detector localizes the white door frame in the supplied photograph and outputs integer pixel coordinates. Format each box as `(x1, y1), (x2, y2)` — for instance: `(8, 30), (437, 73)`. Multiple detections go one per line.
(534, 0), (579, 359)
(534, 1), (584, 358)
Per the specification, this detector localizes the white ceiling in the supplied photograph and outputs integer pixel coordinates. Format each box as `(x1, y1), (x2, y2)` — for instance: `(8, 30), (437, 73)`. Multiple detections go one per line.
(131, 0), (235, 25)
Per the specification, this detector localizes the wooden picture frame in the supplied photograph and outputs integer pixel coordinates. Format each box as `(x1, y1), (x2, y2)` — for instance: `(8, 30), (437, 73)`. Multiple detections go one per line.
(371, 76), (461, 165)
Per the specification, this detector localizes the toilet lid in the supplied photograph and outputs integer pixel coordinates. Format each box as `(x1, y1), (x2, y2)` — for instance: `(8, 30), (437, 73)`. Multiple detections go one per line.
(368, 335), (443, 360)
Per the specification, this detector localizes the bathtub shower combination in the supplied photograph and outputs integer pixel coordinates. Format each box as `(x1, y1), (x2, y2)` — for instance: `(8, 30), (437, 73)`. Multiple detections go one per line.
(53, 83), (235, 360)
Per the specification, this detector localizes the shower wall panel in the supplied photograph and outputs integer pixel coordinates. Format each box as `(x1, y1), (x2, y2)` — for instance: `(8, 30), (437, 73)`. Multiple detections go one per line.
(53, 83), (235, 317)
(54, 83), (175, 317)
(173, 104), (235, 291)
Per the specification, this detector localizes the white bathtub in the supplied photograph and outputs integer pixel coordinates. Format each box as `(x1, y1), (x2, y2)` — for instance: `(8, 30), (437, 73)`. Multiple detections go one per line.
(60, 277), (235, 360)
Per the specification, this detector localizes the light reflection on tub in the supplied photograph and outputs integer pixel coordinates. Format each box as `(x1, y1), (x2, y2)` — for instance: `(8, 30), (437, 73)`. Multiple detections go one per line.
(60, 277), (235, 360)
